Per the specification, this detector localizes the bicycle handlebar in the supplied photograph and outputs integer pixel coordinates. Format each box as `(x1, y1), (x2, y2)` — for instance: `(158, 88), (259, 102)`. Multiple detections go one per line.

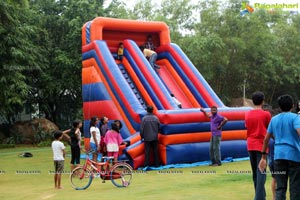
(85, 149), (96, 155)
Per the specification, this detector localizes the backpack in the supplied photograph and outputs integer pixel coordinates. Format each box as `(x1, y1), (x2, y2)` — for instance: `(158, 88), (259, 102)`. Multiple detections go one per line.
(19, 152), (33, 157)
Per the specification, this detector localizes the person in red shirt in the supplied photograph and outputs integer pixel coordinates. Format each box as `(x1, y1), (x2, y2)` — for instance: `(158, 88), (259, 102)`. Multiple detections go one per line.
(245, 91), (271, 200)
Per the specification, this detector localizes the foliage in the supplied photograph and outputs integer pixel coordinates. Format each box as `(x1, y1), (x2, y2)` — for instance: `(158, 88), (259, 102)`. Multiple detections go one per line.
(25, 0), (107, 128)
(6, 130), (24, 144)
(1, 0), (300, 127)
(0, 0), (44, 124)
(33, 123), (54, 144)
(180, 0), (300, 105)
(0, 0), (106, 127)
(126, 0), (198, 41)
(36, 140), (52, 147)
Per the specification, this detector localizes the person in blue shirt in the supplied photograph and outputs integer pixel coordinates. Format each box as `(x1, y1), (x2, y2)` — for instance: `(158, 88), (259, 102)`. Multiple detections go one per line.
(259, 94), (300, 200)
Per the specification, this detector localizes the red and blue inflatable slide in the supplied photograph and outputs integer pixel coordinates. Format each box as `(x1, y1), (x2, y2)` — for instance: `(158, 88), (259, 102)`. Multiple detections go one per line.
(81, 17), (251, 169)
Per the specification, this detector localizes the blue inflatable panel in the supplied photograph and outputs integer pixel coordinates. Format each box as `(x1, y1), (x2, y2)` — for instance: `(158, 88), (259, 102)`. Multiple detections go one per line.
(82, 82), (111, 102)
(165, 140), (248, 165)
(160, 120), (246, 135)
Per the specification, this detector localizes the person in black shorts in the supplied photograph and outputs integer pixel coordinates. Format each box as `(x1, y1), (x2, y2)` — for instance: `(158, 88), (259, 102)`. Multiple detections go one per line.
(64, 120), (83, 172)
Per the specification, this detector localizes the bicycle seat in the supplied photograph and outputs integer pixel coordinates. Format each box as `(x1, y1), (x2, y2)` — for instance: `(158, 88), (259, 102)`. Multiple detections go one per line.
(101, 156), (115, 160)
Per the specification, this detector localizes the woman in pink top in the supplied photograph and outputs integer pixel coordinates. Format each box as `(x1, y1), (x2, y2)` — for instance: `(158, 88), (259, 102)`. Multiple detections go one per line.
(104, 121), (126, 163)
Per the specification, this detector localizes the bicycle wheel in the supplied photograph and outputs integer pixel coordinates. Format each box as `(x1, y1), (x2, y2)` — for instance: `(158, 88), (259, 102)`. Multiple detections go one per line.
(110, 163), (133, 187)
(70, 167), (93, 190)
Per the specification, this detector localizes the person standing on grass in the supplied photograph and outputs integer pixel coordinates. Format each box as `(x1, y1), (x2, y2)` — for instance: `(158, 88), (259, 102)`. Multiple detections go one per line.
(200, 106), (227, 166)
(99, 116), (109, 156)
(52, 130), (65, 189)
(68, 120), (82, 172)
(100, 116), (109, 137)
(89, 116), (101, 161)
(259, 94), (300, 200)
(262, 104), (277, 200)
(245, 91), (271, 200)
(104, 121), (127, 164)
(60, 120), (82, 172)
(140, 105), (160, 168)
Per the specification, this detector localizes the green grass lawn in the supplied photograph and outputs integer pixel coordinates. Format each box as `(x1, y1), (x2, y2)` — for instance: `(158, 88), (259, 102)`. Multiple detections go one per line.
(0, 146), (276, 200)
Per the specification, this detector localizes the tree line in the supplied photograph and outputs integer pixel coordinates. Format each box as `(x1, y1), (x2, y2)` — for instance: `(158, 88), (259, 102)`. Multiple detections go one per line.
(1, 0), (300, 129)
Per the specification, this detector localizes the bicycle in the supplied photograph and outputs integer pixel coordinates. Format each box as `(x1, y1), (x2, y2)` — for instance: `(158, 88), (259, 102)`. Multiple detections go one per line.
(70, 150), (133, 190)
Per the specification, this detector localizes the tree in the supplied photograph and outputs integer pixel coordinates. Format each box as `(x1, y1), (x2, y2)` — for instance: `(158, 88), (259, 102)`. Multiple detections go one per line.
(0, 0), (44, 124)
(28, 0), (106, 127)
(2, 0), (300, 128)
(181, 0), (300, 106)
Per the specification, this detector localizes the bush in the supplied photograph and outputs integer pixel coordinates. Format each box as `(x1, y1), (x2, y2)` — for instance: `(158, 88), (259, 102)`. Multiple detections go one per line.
(37, 140), (52, 147)
(7, 131), (24, 144)
(0, 144), (15, 149)
(34, 123), (54, 144)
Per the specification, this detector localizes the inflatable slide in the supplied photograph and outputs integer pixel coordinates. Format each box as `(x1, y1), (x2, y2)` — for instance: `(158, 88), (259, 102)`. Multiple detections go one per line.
(81, 17), (251, 169)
